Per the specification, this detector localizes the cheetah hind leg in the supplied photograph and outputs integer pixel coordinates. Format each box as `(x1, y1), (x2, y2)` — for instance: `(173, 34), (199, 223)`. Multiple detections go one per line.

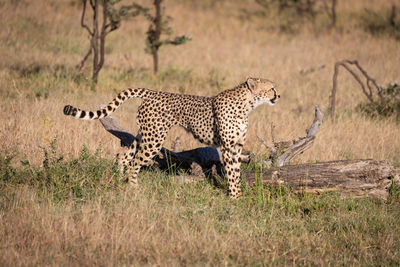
(126, 130), (167, 186)
(116, 139), (139, 174)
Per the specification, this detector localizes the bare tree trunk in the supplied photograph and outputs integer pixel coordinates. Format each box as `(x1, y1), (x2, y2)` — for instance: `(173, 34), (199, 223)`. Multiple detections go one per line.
(330, 0), (337, 27)
(389, 5), (397, 28)
(152, 0), (162, 74)
(152, 48), (159, 74)
(330, 61), (340, 120)
(90, 0), (99, 83)
(79, 0), (120, 84)
(77, 47), (92, 72)
(322, 0), (338, 28)
(77, 0), (93, 72)
(93, 0), (107, 83)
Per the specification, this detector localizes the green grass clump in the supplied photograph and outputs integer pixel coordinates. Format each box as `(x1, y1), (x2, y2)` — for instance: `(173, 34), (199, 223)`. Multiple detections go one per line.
(0, 140), (123, 203)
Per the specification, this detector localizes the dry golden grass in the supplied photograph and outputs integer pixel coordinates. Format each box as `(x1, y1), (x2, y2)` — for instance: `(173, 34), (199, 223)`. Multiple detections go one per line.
(1, 179), (399, 266)
(1, 0), (400, 265)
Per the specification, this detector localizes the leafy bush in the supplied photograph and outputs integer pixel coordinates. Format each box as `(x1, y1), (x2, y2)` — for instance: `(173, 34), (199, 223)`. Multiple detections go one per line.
(361, 6), (400, 40)
(255, 0), (337, 32)
(357, 82), (400, 120)
(0, 141), (123, 203)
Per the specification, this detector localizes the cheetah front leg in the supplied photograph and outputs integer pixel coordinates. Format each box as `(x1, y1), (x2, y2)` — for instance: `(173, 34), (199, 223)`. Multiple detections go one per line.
(221, 143), (243, 199)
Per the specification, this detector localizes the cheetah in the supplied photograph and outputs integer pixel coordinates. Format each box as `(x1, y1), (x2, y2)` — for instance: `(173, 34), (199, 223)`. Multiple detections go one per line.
(63, 77), (280, 198)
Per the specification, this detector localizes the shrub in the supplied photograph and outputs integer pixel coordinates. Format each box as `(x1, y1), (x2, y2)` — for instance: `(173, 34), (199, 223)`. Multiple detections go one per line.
(0, 141), (123, 203)
(357, 82), (400, 121)
(361, 5), (400, 41)
(255, 0), (338, 32)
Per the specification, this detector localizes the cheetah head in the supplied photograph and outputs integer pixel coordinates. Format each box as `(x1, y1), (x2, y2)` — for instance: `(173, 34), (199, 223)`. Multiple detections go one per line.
(246, 77), (280, 107)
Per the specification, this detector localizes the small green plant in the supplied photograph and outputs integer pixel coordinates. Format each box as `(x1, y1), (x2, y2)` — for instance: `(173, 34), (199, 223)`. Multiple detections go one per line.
(356, 82), (400, 120)
(255, 0), (338, 32)
(0, 140), (123, 203)
(42, 137), (63, 170)
(253, 167), (271, 207)
(361, 5), (400, 41)
(388, 178), (400, 203)
(0, 153), (17, 185)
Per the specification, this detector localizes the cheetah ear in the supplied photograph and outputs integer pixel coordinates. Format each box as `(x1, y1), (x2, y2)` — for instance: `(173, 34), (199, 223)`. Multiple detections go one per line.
(246, 77), (256, 91)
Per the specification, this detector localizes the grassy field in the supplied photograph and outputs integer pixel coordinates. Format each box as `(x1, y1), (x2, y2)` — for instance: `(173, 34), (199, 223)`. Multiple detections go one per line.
(1, 0), (400, 265)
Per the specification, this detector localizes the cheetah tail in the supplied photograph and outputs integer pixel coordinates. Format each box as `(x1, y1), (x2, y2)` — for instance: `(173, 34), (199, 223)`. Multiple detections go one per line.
(63, 87), (151, 120)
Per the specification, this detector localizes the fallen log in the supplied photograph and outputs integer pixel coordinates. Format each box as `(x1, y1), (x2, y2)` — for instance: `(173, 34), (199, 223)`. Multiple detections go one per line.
(98, 105), (399, 199)
(244, 159), (400, 200)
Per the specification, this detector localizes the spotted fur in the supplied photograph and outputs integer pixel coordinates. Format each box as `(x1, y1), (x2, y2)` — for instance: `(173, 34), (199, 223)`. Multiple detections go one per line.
(63, 77), (279, 198)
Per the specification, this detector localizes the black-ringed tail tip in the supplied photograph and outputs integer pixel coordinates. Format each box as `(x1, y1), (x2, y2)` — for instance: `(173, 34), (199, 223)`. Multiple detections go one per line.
(63, 105), (74, 116)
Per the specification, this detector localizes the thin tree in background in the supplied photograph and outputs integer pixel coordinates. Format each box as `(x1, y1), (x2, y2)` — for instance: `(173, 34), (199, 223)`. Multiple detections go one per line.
(323, 0), (337, 28)
(142, 0), (191, 74)
(78, 0), (141, 84)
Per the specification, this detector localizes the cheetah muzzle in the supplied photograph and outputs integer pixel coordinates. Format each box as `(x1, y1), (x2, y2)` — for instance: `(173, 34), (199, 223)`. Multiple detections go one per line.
(63, 77), (280, 198)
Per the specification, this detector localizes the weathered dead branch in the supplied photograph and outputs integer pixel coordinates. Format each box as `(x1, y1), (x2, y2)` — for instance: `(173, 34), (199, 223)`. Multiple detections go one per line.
(276, 104), (323, 167)
(330, 59), (381, 121)
(253, 105), (323, 168)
